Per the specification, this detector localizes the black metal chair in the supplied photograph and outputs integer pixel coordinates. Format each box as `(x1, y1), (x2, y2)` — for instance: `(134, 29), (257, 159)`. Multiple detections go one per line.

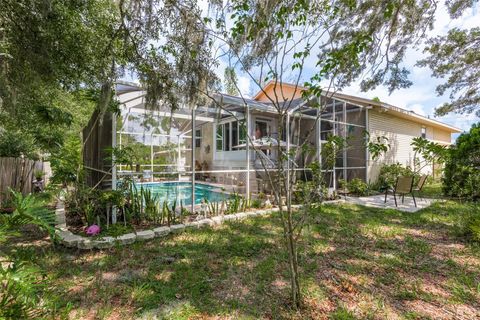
(384, 176), (416, 207)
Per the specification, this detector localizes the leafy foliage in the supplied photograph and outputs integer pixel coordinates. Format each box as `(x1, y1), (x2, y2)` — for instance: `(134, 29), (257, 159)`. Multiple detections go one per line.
(418, 27), (480, 116)
(0, 1), (118, 155)
(377, 163), (417, 190)
(453, 203), (480, 243)
(339, 178), (369, 196)
(366, 133), (390, 161)
(411, 137), (447, 173)
(0, 190), (57, 241)
(443, 123), (480, 200)
(49, 136), (82, 185)
(0, 190), (58, 319)
(0, 262), (50, 319)
(0, 130), (37, 159)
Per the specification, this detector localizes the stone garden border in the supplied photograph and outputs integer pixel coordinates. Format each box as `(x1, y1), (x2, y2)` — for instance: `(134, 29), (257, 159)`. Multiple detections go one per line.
(56, 205), (303, 250)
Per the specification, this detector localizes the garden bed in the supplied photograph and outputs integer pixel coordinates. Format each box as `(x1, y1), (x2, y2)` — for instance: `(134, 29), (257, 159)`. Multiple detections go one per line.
(56, 204), (290, 250)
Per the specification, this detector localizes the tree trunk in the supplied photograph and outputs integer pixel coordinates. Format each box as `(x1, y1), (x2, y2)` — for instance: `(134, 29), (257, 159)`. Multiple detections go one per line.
(286, 209), (301, 308)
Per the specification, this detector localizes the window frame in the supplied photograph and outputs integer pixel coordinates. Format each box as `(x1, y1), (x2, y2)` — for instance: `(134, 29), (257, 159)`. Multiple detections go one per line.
(195, 129), (202, 148)
(216, 118), (247, 152)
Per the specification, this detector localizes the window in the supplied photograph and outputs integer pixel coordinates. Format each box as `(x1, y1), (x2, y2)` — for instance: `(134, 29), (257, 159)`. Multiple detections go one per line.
(254, 119), (271, 139)
(224, 122), (230, 150)
(239, 120), (247, 144)
(216, 125), (223, 151)
(216, 120), (247, 151)
(195, 129), (201, 148)
(421, 126), (426, 139)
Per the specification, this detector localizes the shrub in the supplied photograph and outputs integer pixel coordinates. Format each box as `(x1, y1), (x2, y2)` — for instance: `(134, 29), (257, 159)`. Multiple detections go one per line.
(348, 178), (368, 196)
(49, 136), (82, 186)
(455, 204), (480, 243)
(339, 178), (368, 196)
(443, 123), (480, 200)
(0, 130), (37, 159)
(376, 163), (417, 190)
(251, 198), (263, 208)
(0, 191), (57, 318)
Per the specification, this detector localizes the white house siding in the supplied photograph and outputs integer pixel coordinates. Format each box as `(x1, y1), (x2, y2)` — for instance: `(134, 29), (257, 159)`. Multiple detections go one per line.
(432, 128), (452, 144)
(366, 108), (451, 183)
(194, 122), (214, 165)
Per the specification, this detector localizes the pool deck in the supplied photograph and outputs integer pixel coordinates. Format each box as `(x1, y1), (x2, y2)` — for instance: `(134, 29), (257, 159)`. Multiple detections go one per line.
(340, 194), (436, 213)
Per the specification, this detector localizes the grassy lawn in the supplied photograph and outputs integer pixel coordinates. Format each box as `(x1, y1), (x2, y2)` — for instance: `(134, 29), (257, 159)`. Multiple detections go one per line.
(2, 201), (480, 319)
(420, 182), (445, 199)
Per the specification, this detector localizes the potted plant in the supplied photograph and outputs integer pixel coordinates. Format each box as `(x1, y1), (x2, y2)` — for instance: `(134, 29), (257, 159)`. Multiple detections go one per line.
(34, 170), (44, 182)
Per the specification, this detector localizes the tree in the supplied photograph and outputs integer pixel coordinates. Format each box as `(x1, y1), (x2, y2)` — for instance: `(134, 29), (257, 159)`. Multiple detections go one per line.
(0, 1), (121, 154)
(198, 0), (449, 308)
(224, 67), (240, 96)
(418, 27), (480, 116)
(443, 123), (480, 199)
(411, 137), (447, 174)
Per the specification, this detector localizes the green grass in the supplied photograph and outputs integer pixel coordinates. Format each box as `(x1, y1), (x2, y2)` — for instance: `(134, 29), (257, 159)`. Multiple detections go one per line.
(420, 181), (444, 199)
(1, 201), (479, 319)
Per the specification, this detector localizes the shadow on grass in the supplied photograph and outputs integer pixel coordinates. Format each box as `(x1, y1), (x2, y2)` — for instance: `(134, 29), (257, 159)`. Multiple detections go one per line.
(1, 202), (479, 319)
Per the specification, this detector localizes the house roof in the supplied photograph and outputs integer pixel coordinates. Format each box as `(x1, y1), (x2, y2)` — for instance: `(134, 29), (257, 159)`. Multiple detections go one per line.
(253, 81), (462, 133)
(114, 81), (462, 134)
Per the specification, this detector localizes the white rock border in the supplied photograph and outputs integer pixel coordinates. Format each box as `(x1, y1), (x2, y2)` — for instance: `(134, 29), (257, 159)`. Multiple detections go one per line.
(55, 206), (282, 250)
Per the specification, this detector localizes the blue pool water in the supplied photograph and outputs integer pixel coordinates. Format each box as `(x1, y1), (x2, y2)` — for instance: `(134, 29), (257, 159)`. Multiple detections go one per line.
(137, 182), (226, 206)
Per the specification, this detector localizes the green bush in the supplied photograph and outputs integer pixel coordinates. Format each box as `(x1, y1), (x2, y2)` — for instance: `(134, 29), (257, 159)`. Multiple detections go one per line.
(376, 163), (417, 190)
(443, 123), (480, 200)
(339, 178), (368, 196)
(455, 204), (480, 243)
(0, 191), (58, 318)
(0, 130), (37, 159)
(49, 136), (82, 186)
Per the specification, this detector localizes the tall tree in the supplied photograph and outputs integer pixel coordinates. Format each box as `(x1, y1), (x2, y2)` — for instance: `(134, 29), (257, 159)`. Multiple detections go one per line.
(418, 27), (480, 116)
(200, 0), (454, 308)
(0, 0), (122, 155)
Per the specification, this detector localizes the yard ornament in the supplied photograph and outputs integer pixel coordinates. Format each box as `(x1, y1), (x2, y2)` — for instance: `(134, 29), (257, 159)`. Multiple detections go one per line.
(86, 224), (101, 236)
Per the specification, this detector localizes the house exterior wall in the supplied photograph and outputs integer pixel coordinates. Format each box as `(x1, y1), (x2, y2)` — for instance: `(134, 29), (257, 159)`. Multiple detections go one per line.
(255, 82), (303, 102)
(367, 108), (452, 183)
(194, 122), (214, 165)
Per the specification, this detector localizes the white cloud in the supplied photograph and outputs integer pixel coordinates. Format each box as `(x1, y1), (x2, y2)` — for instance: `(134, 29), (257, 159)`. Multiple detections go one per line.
(237, 76), (251, 97)
(339, 2), (480, 132)
(407, 103), (427, 116)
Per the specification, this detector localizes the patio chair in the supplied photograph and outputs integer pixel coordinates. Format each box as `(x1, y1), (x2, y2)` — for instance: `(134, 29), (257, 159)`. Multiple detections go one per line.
(384, 176), (416, 207)
(413, 175), (428, 201)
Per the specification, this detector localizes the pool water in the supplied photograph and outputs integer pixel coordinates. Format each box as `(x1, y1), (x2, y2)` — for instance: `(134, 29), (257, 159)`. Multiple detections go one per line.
(138, 182), (226, 206)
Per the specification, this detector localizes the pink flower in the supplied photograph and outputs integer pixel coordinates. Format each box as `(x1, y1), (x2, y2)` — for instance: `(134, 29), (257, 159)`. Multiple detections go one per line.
(86, 224), (101, 236)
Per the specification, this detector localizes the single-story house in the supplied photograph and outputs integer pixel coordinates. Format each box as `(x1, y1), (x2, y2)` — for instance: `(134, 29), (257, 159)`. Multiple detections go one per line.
(83, 80), (461, 196)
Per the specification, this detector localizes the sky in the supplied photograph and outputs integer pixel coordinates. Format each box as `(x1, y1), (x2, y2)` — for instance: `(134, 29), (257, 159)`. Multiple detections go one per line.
(123, 2), (479, 134)
(224, 2), (480, 134)
(340, 2), (480, 134)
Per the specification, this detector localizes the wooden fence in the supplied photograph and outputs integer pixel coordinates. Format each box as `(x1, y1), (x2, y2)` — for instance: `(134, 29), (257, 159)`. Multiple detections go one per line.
(0, 157), (46, 203)
(82, 110), (113, 188)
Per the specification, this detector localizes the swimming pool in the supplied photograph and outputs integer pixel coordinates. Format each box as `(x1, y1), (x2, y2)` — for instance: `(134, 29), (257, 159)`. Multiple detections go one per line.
(137, 182), (226, 206)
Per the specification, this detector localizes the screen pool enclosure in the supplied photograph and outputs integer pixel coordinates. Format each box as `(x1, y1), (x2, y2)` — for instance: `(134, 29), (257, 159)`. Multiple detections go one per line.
(82, 81), (369, 213)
